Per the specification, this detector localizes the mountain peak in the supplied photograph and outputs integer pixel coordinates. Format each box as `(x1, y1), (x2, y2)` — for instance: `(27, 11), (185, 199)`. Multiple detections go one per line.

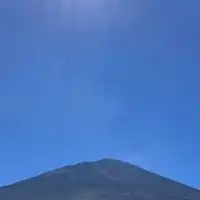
(1, 158), (200, 200)
(73, 158), (128, 166)
(96, 158), (130, 164)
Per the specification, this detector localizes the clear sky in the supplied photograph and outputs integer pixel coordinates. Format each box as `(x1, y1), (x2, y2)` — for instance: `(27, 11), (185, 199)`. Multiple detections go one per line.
(1, 0), (200, 188)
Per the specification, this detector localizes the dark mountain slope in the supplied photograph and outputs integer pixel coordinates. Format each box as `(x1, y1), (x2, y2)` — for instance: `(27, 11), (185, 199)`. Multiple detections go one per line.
(0, 158), (200, 200)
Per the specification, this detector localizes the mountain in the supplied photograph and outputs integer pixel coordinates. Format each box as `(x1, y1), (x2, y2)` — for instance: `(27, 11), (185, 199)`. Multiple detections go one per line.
(0, 158), (200, 200)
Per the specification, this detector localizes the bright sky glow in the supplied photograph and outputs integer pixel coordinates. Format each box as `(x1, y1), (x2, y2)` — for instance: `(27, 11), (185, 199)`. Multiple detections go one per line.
(1, 0), (200, 189)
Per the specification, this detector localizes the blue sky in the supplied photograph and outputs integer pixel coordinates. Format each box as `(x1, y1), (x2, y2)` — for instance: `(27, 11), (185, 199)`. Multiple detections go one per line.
(1, 0), (200, 188)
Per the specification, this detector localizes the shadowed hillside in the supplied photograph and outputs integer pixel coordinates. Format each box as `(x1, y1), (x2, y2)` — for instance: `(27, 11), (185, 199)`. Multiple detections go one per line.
(0, 159), (200, 200)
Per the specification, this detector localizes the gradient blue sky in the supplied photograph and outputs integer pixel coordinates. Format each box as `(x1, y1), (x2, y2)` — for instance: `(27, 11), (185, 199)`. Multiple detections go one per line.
(1, 0), (200, 188)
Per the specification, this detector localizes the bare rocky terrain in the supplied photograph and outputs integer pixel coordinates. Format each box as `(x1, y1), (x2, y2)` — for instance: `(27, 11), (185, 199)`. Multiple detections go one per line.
(0, 159), (200, 200)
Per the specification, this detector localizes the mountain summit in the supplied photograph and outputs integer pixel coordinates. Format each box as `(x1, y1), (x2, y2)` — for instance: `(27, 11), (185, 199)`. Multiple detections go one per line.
(0, 158), (200, 200)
